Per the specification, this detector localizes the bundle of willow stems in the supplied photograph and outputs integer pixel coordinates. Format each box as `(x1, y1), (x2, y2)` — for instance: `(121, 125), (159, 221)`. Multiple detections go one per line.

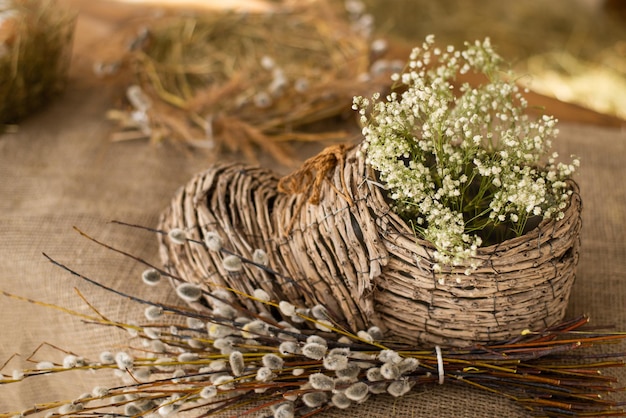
(1, 222), (625, 418)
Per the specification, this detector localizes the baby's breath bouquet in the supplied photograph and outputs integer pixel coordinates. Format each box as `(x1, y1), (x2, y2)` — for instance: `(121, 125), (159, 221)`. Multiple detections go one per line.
(353, 35), (579, 270)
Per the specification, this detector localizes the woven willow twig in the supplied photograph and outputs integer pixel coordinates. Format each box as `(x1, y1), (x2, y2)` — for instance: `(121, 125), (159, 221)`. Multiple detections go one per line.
(158, 146), (582, 347)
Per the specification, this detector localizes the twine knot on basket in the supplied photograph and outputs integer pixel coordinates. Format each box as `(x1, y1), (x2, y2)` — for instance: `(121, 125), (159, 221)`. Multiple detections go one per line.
(277, 144), (353, 234)
(158, 145), (582, 347)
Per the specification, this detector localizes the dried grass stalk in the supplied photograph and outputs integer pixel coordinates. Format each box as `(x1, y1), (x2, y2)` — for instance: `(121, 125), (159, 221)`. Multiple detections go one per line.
(107, 1), (390, 165)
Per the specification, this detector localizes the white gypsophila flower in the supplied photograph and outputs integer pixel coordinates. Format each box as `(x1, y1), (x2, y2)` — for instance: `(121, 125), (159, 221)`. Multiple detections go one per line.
(354, 35), (577, 271)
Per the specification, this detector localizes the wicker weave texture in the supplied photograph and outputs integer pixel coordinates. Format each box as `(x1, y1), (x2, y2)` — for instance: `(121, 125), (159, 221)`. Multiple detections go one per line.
(158, 147), (582, 347)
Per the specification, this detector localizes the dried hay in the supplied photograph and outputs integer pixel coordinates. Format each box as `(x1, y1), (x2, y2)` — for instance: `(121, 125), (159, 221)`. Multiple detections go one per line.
(106, 0), (393, 166)
(0, 0), (75, 125)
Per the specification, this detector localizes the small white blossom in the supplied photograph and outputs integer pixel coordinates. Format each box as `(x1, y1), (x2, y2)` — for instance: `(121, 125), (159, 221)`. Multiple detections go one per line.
(213, 374), (235, 390)
(306, 335), (328, 346)
(279, 341), (299, 355)
(380, 362), (400, 380)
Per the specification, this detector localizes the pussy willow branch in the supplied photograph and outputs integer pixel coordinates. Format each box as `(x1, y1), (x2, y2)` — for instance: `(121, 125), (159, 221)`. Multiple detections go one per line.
(1, 223), (625, 418)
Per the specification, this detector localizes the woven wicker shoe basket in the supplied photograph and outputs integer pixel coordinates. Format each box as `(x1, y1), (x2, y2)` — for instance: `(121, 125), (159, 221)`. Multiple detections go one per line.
(158, 146), (582, 347)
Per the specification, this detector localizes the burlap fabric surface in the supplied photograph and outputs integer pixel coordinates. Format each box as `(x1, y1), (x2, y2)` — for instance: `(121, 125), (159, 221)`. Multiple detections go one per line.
(1, 3), (626, 417)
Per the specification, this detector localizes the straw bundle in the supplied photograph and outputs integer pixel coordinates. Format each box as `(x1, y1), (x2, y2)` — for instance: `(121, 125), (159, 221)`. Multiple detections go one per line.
(158, 145), (582, 347)
(107, 1), (390, 165)
(0, 0), (75, 124)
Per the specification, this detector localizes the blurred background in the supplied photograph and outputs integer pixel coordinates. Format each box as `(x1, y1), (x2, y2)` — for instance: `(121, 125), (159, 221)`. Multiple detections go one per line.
(363, 0), (626, 122)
